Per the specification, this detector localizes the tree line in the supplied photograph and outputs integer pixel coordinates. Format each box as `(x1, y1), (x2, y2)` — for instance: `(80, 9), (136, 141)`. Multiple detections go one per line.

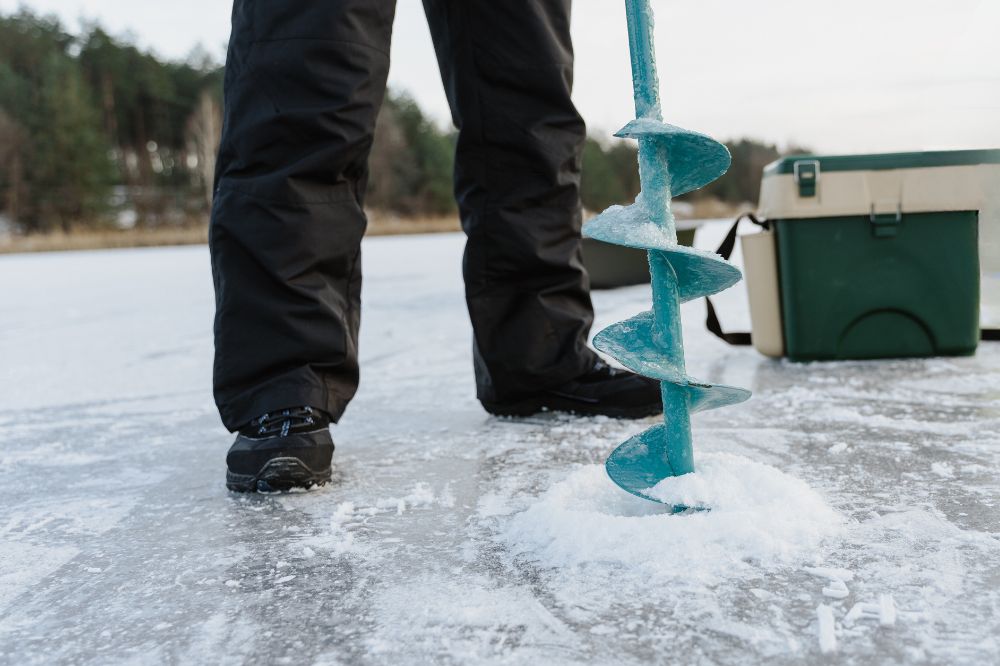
(0, 10), (802, 235)
(0, 11), (223, 232)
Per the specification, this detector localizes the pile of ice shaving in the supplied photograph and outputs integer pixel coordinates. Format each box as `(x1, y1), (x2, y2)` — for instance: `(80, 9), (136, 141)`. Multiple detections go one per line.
(501, 453), (844, 582)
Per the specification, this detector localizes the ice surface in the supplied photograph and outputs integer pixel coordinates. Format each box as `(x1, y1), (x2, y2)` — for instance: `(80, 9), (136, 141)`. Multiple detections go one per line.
(2, 226), (1000, 664)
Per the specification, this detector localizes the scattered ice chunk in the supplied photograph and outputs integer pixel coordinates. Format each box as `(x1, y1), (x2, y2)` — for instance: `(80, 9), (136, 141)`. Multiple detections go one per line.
(844, 603), (865, 625)
(879, 594), (897, 627)
(828, 442), (849, 454)
(438, 484), (456, 509)
(300, 502), (359, 557)
(931, 462), (955, 478)
(804, 566), (854, 582)
(817, 604), (837, 654)
(844, 602), (881, 626)
(822, 578), (850, 599)
(403, 482), (436, 506)
(333, 502), (355, 521)
(375, 482), (441, 515)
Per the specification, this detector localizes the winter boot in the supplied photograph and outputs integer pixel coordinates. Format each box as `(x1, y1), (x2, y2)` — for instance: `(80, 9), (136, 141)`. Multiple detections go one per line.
(481, 360), (663, 419)
(225, 406), (334, 492)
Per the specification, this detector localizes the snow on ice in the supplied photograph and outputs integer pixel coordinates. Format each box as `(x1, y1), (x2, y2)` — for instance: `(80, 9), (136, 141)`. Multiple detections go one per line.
(500, 454), (843, 581)
(1, 225), (999, 664)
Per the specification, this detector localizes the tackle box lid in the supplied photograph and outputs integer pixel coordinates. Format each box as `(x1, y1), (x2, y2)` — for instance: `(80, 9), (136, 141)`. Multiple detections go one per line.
(764, 149), (1000, 177)
(758, 149), (1000, 221)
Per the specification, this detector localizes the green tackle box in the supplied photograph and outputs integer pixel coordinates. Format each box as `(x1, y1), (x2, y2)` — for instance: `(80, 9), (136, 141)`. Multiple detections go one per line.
(742, 149), (1000, 361)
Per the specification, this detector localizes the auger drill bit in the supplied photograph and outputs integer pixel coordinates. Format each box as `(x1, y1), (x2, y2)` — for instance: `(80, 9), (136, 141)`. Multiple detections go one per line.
(583, 0), (751, 511)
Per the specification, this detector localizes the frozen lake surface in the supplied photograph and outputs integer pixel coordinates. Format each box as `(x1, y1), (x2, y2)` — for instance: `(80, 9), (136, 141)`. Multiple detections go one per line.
(1, 226), (999, 665)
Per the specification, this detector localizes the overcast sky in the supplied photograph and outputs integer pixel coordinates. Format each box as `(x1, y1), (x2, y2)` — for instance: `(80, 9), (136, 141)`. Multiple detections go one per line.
(3, 0), (999, 153)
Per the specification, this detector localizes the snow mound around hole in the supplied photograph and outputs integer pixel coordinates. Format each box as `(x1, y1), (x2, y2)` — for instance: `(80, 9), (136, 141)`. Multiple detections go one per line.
(501, 453), (844, 581)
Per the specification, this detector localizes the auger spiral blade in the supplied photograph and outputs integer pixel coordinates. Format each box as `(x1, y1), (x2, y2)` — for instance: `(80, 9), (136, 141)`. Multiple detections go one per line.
(583, 0), (752, 509)
(613, 118), (731, 197)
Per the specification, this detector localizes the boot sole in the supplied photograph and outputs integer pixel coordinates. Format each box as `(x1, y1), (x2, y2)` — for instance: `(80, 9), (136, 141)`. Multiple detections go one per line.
(482, 395), (662, 420)
(226, 457), (332, 493)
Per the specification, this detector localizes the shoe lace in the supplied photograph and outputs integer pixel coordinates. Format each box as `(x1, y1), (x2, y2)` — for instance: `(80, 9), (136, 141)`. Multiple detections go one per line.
(251, 406), (319, 438)
(592, 358), (626, 377)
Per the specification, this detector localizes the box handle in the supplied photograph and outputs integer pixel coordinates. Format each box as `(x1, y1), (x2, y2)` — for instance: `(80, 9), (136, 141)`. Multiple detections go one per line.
(869, 204), (902, 238)
(793, 160), (820, 198)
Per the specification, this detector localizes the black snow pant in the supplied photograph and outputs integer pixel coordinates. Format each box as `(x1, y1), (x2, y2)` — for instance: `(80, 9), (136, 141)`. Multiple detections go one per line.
(210, 0), (597, 431)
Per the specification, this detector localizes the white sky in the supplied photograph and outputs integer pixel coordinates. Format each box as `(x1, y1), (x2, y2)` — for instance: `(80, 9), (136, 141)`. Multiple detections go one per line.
(3, 0), (999, 153)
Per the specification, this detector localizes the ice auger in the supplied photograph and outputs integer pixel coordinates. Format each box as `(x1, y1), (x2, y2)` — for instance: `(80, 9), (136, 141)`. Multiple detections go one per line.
(583, 0), (751, 510)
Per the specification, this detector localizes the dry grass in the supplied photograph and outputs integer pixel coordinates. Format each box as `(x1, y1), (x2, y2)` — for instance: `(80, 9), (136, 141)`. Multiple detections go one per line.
(0, 214), (462, 255)
(365, 213), (461, 236)
(0, 226), (210, 254)
(0, 201), (746, 255)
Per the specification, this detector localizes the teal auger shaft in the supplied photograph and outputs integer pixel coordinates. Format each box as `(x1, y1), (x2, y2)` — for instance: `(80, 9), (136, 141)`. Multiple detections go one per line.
(582, 0), (751, 508)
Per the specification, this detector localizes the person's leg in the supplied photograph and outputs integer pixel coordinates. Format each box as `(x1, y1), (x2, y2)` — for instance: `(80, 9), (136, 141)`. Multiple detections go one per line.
(211, 0), (397, 432)
(421, 0), (599, 406)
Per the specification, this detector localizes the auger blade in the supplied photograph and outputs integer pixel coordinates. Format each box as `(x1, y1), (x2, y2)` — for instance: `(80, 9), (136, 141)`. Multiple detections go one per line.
(605, 425), (706, 512)
(686, 380), (751, 413)
(593, 311), (685, 381)
(614, 118), (731, 197)
(594, 311), (753, 410)
(583, 204), (677, 252)
(655, 247), (742, 302)
(578, 224), (743, 302)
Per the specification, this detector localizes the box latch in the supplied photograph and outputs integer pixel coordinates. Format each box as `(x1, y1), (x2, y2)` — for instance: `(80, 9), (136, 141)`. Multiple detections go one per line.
(793, 160), (819, 197)
(870, 204), (901, 238)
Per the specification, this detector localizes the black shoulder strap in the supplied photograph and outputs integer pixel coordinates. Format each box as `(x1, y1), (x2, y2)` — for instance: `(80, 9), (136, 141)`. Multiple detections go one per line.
(705, 297), (752, 345)
(704, 213), (1000, 347)
(704, 214), (765, 346)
